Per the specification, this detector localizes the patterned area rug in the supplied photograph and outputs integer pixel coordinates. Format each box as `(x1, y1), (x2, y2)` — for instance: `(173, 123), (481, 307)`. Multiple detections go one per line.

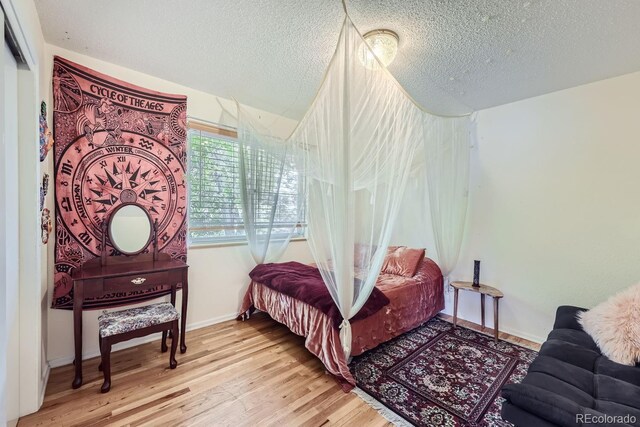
(351, 318), (537, 426)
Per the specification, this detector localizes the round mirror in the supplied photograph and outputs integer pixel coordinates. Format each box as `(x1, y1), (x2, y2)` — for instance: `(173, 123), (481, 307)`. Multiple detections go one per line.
(108, 204), (153, 255)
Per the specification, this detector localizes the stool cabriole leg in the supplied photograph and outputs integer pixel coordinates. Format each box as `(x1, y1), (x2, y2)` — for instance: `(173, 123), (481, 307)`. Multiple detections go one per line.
(98, 335), (103, 371)
(161, 331), (168, 352)
(100, 338), (112, 393)
(169, 320), (178, 369)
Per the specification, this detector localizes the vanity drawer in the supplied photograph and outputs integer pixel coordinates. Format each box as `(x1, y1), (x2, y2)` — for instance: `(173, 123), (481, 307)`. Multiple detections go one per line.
(104, 271), (170, 292)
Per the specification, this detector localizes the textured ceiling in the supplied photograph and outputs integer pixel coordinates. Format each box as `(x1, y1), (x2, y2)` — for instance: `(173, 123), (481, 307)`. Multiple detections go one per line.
(35, 0), (640, 119)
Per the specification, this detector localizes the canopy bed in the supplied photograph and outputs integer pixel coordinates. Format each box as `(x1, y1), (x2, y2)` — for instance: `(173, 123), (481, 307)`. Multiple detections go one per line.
(234, 13), (473, 391)
(239, 248), (443, 389)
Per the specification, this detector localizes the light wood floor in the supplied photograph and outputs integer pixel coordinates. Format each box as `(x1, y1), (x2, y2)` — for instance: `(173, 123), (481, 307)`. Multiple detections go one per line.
(19, 313), (540, 426)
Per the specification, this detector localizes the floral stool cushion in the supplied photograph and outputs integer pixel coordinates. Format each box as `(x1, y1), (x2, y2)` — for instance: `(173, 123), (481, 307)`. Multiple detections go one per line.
(98, 302), (179, 338)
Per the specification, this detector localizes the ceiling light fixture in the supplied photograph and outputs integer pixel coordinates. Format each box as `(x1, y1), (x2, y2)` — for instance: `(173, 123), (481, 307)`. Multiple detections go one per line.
(359, 29), (399, 70)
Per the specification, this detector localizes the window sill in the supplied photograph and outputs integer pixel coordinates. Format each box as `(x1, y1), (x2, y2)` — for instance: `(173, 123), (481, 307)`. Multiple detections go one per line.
(188, 237), (307, 250)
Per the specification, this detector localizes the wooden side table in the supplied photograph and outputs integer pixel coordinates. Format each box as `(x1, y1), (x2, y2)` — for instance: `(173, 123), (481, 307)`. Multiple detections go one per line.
(450, 281), (504, 342)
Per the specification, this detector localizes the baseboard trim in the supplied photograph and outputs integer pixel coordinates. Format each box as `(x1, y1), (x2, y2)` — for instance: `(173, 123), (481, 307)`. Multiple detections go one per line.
(185, 313), (238, 332)
(497, 326), (544, 345)
(39, 363), (50, 406)
(437, 312), (543, 349)
(438, 311), (545, 347)
(439, 305), (546, 344)
(47, 312), (238, 368)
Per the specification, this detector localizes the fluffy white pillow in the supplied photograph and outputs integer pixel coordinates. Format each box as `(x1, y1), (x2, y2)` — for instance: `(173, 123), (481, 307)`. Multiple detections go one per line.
(578, 283), (640, 365)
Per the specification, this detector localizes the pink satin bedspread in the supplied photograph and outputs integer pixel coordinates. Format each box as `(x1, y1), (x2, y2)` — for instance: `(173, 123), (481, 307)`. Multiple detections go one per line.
(238, 258), (444, 391)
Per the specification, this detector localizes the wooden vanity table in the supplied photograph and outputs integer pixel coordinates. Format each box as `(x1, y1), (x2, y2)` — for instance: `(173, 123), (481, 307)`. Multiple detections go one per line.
(70, 203), (189, 389)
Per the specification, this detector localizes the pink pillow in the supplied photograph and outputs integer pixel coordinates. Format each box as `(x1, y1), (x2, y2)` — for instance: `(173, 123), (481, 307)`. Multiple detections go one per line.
(381, 246), (425, 277)
(578, 283), (640, 365)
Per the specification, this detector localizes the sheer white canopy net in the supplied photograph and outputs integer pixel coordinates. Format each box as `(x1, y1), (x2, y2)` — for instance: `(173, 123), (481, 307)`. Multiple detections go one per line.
(237, 106), (304, 264)
(237, 17), (472, 358)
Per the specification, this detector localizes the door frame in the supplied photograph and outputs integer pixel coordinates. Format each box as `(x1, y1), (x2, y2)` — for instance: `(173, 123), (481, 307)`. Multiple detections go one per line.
(0, 10), (8, 425)
(0, 0), (44, 418)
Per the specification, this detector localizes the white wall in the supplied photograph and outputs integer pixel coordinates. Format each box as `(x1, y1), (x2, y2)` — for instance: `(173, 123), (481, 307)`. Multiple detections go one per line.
(446, 71), (640, 343)
(45, 45), (314, 366)
(391, 177), (437, 256)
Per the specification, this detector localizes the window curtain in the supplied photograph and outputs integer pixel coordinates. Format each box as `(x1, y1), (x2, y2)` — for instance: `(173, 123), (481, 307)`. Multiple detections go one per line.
(237, 105), (304, 264)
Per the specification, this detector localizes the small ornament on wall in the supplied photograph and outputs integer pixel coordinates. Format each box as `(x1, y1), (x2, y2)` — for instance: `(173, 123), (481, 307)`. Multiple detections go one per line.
(41, 208), (52, 244)
(39, 101), (54, 162)
(40, 173), (50, 211)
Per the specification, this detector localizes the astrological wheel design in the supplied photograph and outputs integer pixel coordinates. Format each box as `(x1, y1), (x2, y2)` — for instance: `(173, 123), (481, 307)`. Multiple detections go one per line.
(55, 130), (187, 256)
(169, 103), (187, 139)
(52, 64), (83, 113)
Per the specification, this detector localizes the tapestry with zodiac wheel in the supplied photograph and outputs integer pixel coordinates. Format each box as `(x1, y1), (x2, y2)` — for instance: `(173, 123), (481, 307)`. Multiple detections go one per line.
(52, 56), (188, 309)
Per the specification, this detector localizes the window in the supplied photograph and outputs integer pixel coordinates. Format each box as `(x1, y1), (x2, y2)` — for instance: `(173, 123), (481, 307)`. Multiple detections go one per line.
(187, 122), (305, 245)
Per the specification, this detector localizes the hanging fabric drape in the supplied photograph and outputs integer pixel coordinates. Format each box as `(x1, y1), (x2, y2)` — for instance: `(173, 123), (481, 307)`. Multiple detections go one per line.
(237, 16), (472, 358)
(237, 104), (305, 264)
(290, 18), (425, 358)
(424, 115), (472, 284)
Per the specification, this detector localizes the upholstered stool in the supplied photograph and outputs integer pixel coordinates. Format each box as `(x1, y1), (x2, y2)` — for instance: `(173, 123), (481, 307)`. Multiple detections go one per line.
(98, 302), (179, 393)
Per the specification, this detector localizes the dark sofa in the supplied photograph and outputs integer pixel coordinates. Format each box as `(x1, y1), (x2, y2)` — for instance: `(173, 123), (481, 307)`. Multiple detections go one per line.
(501, 306), (640, 427)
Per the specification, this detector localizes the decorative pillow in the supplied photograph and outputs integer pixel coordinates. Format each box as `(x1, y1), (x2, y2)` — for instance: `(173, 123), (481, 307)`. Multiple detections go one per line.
(381, 246), (425, 277)
(578, 283), (640, 365)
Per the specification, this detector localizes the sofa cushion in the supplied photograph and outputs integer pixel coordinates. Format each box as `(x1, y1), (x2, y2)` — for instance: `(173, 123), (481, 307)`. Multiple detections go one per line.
(522, 373), (595, 408)
(501, 402), (560, 427)
(528, 355), (594, 395)
(502, 383), (589, 426)
(547, 328), (600, 352)
(501, 382), (637, 427)
(596, 375), (640, 411)
(539, 339), (600, 371)
(594, 401), (640, 426)
(597, 357), (640, 387)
